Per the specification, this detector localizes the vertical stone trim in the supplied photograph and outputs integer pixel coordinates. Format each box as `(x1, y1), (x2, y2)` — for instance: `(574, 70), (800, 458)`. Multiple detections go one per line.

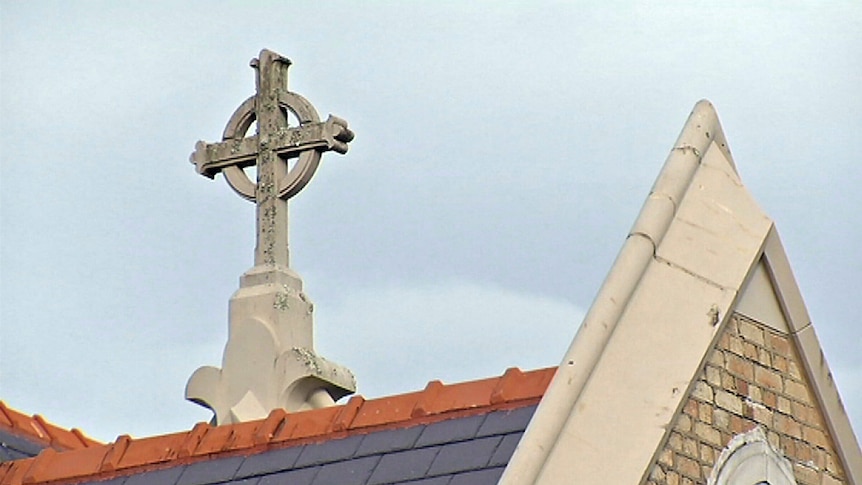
(643, 314), (848, 485)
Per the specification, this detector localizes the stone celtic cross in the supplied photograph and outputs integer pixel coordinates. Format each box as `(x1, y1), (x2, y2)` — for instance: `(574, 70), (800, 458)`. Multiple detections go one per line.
(186, 49), (356, 425)
(190, 48), (354, 268)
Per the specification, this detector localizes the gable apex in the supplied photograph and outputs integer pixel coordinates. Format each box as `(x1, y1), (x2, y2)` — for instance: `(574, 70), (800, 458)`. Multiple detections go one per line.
(501, 101), (861, 484)
(502, 100), (760, 484)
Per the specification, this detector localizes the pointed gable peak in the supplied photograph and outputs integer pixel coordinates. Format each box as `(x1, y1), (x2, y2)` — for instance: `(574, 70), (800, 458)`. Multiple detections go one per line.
(502, 101), (862, 484)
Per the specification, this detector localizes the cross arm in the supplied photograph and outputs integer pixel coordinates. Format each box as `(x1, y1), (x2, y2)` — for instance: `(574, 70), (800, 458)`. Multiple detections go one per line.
(190, 138), (257, 179)
(190, 115), (355, 179)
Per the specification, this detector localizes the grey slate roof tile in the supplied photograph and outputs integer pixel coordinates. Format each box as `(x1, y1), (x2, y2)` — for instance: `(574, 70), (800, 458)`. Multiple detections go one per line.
(0, 430), (45, 460)
(355, 425), (424, 458)
(222, 479), (260, 485)
(367, 446), (441, 485)
(426, 436), (501, 476)
(257, 466), (320, 485)
(177, 455), (245, 485)
(0, 448), (27, 462)
(311, 455), (380, 485)
(414, 415), (485, 448)
(124, 465), (185, 485)
(295, 434), (363, 467)
(448, 467), (505, 485)
(400, 477), (452, 485)
(234, 445), (304, 479)
(78, 478), (128, 485)
(475, 405), (537, 437)
(488, 432), (523, 466)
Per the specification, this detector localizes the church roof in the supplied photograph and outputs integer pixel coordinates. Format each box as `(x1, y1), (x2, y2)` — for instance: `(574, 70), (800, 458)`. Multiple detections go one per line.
(0, 367), (553, 485)
(2, 99), (859, 485)
(0, 401), (100, 463)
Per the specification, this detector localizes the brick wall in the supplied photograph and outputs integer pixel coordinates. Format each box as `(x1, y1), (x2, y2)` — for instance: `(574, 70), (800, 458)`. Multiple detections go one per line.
(643, 313), (847, 485)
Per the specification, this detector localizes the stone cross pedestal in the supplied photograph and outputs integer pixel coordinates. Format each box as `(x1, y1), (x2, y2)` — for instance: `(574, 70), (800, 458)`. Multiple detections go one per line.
(185, 49), (356, 425)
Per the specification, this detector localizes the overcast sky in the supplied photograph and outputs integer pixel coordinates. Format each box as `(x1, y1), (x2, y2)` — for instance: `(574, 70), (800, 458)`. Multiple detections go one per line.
(1, 2), (859, 443)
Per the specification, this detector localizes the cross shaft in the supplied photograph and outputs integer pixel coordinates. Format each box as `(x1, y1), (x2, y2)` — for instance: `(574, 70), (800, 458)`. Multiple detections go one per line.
(254, 50), (290, 267)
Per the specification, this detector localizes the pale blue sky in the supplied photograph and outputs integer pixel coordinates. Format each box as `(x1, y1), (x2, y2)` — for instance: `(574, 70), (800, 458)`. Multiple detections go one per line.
(1, 1), (859, 442)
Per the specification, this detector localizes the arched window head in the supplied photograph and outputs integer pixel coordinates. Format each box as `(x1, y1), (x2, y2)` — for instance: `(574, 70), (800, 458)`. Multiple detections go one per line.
(708, 427), (797, 485)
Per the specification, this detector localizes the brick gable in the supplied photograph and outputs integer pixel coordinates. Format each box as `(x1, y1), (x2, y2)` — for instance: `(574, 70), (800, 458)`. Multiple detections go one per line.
(644, 314), (847, 485)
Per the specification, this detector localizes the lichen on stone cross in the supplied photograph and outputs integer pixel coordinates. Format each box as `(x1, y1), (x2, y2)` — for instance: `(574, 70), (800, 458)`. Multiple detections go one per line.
(189, 48), (354, 268)
(185, 49), (356, 425)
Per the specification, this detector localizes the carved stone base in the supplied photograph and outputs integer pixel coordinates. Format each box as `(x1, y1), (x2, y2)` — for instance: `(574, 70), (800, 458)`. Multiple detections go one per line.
(186, 264), (355, 425)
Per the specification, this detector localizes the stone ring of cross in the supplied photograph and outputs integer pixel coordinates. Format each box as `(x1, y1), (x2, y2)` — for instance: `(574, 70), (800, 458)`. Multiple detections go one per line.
(190, 53), (354, 202)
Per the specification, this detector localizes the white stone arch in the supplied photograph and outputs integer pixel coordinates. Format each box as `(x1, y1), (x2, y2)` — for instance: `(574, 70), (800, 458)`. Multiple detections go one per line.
(708, 427), (797, 485)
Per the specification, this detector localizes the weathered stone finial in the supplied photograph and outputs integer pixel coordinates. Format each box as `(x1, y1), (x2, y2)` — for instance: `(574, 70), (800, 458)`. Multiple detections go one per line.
(185, 49), (356, 425)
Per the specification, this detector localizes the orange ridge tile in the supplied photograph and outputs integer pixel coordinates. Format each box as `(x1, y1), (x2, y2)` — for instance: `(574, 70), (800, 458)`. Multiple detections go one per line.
(492, 366), (555, 404)
(332, 396), (365, 432)
(0, 401), (100, 452)
(0, 463), (13, 485)
(1, 458), (28, 485)
(22, 446), (109, 484)
(193, 420), (253, 457)
(176, 423), (209, 459)
(490, 367), (524, 404)
(187, 423), (230, 457)
(412, 380), (444, 418)
(223, 419), (263, 452)
(285, 406), (342, 441)
(253, 409), (288, 445)
(0, 405), (13, 428)
(350, 390), (423, 429)
(116, 430), (189, 469)
(100, 435), (131, 472)
(424, 374), (500, 415)
(0, 366), (555, 485)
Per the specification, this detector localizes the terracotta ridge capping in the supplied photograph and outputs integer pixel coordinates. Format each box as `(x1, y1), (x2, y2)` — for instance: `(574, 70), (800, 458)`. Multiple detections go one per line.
(0, 367), (555, 485)
(0, 401), (100, 451)
(412, 381), (444, 418)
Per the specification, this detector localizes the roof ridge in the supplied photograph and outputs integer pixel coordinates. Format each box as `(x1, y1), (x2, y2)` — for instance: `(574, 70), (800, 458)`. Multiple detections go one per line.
(0, 366), (555, 485)
(0, 401), (101, 453)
